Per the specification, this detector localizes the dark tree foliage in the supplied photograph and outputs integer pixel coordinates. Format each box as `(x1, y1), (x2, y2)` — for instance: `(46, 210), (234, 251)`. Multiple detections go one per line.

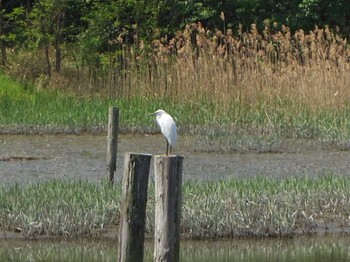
(0, 0), (349, 74)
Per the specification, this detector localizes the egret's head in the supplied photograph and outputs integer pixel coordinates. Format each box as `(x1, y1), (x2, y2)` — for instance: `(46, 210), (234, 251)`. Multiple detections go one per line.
(148, 109), (166, 117)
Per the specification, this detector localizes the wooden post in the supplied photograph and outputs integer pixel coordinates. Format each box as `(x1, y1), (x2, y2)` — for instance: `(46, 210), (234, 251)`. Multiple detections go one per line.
(107, 107), (119, 183)
(154, 155), (184, 262)
(118, 152), (152, 262)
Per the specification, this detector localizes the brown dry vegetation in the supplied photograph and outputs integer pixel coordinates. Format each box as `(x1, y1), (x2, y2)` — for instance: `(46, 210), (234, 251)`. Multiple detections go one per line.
(149, 23), (350, 111)
(6, 23), (350, 114)
(3, 23), (350, 141)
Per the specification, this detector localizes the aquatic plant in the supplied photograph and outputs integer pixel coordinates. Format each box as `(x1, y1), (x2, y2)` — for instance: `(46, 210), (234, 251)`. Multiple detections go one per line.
(1, 176), (350, 239)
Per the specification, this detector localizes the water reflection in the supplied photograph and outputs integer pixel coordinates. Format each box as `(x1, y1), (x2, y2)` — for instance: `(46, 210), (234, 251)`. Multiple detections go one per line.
(0, 239), (117, 262)
(180, 235), (350, 262)
(1, 235), (350, 262)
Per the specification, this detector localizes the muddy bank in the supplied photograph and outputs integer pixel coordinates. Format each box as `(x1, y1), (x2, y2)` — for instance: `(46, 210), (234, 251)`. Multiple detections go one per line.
(1, 134), (350, 184)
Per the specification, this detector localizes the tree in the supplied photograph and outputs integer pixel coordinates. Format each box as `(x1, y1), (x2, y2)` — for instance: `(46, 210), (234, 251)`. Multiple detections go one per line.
(28, 0), (74, 75)
(297, 0), (350, 32)
(157, 0), (220, 35)
(0, 1), (26, 66)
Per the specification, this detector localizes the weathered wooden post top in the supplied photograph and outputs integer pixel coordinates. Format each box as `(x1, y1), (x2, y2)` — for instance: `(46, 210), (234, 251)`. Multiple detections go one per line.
(154, 154), (184, 262)
(118, 152), (152, 262)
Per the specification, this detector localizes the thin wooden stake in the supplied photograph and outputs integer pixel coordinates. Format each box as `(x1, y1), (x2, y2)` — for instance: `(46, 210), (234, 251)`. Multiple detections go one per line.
(118, 152), (152, 262)
(107, 107), (119, 183)
(154, 155), (184, 262)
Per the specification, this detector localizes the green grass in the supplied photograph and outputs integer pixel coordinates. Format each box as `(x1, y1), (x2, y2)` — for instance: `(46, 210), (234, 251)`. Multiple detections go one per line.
(0, 180), (120, 238)
(0, 75), (108, 131)
(1, 74), (350, 152)
(182, 175), (350, 238)
(0, 74), (207, 133)
(1, 176), (350, 239)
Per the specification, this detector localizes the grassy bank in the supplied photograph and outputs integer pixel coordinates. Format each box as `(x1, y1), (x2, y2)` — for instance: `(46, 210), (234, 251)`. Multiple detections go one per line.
(1, 176), (350, 239)
(1, 74), (350, 149)
(1, 26), (350, 148)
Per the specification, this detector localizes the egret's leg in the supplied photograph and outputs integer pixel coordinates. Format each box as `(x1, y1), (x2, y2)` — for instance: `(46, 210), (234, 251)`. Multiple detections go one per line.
(169, 145), (172, 155)
(166, 140), (169, 156)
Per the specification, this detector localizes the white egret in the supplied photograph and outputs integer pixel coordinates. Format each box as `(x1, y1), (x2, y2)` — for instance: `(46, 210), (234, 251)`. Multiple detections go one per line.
(148, 109), (177, 156)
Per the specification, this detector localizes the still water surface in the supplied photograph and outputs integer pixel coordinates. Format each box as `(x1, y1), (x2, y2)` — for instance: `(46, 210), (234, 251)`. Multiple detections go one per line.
(1, 235), (350, 261)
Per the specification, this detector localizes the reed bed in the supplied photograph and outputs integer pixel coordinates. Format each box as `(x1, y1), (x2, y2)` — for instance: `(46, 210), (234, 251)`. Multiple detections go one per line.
(1, 24), (350, 154)
(3, 24), (350, 145)
(7, 23), (350, 110)
(47, 23), (350, 112)
(1, 176), (350, 239)
(134, 23), (350, 133)
(1, 71), (350, 148)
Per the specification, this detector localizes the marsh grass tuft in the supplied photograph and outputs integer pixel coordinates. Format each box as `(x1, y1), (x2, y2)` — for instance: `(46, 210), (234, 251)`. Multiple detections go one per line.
(1, 176), (350, 239)
(0, 180), (121, 238)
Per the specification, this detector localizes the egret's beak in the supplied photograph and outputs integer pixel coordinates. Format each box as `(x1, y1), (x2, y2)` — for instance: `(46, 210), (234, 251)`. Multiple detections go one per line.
(147, 112), (156, 117)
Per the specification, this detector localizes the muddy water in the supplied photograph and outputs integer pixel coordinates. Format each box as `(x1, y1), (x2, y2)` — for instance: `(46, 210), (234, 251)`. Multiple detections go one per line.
(1, 134), (350, 184)
(1, 234), (350, 261)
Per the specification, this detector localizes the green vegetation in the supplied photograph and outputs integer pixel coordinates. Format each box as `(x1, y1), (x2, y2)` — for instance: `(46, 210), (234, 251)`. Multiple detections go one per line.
(0, 180), (120, 238)
(1, 176), (350, 239)
(1, 1), (350, 98)
(1, 3), (350, 149)
(1, 1), (350, 250)
(0, 77), (106, 133)
(1, 72), (350, 154)
(1, 72), (350, 153)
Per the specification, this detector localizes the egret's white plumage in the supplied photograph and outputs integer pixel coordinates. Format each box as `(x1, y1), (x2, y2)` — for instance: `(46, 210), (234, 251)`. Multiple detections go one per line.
(149, 109), (177, 155)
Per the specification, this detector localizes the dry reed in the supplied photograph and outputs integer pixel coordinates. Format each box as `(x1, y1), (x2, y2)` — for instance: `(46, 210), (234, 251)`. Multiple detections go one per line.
(145, 23), (350, 112)
(7, 23), (350, 115)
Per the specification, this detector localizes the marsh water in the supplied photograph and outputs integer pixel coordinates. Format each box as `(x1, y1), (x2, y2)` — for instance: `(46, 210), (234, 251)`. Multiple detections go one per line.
(1, 134), (350, 184)
(1, 134), (350, 261)
(1, 235), (350, 261)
